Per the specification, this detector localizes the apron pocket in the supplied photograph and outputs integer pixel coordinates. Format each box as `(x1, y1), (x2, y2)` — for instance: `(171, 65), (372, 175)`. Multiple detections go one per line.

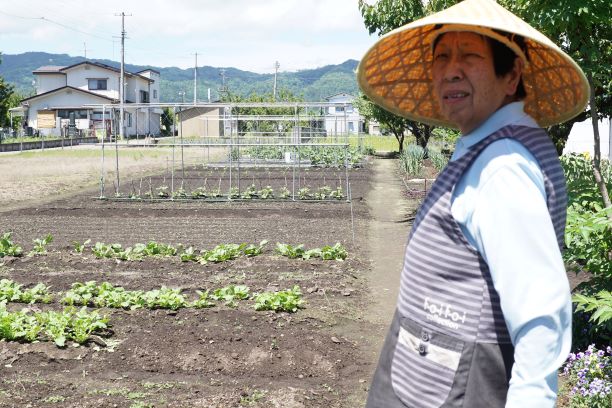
(390, 320), (464, 408)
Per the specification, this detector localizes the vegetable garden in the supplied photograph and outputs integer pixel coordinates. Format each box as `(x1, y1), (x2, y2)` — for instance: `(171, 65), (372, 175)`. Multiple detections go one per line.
(0, 158), (375, 408)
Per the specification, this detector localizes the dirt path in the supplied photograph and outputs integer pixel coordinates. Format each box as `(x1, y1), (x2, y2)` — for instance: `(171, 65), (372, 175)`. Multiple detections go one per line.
(364, 158), (416, 351)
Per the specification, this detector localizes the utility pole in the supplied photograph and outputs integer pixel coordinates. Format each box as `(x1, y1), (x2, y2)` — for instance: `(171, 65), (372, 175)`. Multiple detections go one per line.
(273, 61), (280, 100)
(193, 52), (198, 105)
(219, 69), (228, 99)
(115, 12), (131, 140)
(83, 42), (87, 59)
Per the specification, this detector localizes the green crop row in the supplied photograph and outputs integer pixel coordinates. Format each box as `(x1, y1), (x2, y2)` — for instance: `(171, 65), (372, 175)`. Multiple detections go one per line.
(116, 183), (345, 201)
(244, 145), (364, 168)
(3, 234), (350, 263)
(0, 301), (108, 347)
(0, 279), (305, 315)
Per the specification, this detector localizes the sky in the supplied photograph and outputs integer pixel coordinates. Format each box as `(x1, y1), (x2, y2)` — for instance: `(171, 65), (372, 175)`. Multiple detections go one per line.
(0, 0), (379, 73)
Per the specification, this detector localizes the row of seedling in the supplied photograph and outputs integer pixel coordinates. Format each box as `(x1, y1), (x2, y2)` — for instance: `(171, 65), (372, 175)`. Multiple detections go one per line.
(62, 281), (303, 313)
(0, 301), (108, 347)
(114, 179), (345, 201)
(0, 232), (53, 258)
(2, 233), (349, 263)
(1, 279), (304, 314)
(80, 240), (348, 263)
(244, 145), (364, 168)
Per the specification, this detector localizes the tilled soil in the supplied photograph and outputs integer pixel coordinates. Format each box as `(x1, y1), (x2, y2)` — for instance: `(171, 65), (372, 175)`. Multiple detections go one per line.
(0, 166), (379, 408)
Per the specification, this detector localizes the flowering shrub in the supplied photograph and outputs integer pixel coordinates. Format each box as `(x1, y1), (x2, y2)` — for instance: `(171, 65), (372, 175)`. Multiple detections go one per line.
(561, 345), (612, 407)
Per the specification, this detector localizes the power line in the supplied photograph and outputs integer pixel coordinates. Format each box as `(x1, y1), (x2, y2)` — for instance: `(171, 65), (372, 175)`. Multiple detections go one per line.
(0, 10), (114, 42)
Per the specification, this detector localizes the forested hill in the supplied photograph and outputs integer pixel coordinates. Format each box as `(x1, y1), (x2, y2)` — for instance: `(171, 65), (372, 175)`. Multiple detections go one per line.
(0, 52), (359, 102)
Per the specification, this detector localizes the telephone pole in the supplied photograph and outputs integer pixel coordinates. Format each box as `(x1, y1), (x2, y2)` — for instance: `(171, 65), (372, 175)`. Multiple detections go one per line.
(273, 61), (280, 100)
(219, 69), (228, 99)
(115, 12), (131, 140)
(193, 52), (198, 105)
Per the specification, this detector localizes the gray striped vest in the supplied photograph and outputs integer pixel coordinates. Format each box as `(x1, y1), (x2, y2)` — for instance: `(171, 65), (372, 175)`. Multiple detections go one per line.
(367, 125), (567, 408)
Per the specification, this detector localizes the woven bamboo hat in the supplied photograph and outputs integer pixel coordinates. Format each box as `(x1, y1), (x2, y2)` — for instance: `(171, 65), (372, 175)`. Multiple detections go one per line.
(357, 0), (590, 128)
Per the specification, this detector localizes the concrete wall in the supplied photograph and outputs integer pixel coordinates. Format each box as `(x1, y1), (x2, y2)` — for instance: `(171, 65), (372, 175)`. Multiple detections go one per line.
(563, 118), (611, 160)
(138, 70), (161, 103)
(36, 74), (66, 94)
(178, 107), (223, 137)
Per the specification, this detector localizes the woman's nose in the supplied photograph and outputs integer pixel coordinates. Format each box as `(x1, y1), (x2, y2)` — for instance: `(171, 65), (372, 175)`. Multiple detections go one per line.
(444, 55), (464, 82)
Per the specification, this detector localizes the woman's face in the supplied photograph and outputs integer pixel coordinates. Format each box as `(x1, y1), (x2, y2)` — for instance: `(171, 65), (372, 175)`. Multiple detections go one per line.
(432, 31), (519, 134)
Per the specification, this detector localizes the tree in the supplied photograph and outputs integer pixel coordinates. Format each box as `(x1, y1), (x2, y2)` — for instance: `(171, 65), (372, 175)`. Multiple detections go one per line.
(354, 93), (432, 152)
(0, 52), (16, 129)
(502, 0), (612, 210)
(357, 0), (461, 151)
(221, 89), (306, 137)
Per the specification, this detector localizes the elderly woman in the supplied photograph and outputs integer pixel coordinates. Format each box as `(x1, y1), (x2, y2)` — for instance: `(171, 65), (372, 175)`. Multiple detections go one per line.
(357, 0), (590, 407)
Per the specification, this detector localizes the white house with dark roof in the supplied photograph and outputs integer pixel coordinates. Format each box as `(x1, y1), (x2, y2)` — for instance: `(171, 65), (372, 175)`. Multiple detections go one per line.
(323, 93), (365, 136)
(21, 61), (161, 137)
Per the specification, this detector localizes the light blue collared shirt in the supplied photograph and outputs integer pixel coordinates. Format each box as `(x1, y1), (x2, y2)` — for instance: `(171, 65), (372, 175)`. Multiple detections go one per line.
(450, 102), (572, 407)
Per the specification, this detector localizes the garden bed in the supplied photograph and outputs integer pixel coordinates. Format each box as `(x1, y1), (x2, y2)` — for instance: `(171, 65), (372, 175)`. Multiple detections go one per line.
(0, 166), (376, 407)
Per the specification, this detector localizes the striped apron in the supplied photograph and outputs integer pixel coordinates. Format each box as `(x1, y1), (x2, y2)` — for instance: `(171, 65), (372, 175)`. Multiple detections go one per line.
(366, 125), (567, 407)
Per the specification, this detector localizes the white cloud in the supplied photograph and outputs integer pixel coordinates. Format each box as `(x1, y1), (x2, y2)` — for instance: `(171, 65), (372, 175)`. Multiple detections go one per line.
(0, 0), (377, 72)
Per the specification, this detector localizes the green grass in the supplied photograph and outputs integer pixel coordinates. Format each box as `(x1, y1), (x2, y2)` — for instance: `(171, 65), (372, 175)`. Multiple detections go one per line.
(12, 148), (169, 160)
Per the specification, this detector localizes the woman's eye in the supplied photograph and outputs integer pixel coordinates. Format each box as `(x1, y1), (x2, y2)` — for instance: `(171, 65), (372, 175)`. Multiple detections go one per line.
(434, 54), (448, 61)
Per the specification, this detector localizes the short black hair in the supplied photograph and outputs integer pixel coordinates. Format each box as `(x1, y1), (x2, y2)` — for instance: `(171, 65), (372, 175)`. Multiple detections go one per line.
(432, 28), (528, 99)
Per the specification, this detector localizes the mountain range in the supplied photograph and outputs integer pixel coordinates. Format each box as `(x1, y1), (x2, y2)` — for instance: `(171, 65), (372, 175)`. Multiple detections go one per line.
(0, 52), (359, 103)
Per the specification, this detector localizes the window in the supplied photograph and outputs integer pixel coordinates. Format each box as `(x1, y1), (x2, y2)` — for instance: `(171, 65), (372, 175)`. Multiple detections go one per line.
(140, 90), (150, 103)
(57, 110), (88, 119)
(348, 122), (355, 132)
(125, 112), (132, 127)
(335, 106), (345, 113)
(153, 89), (157, 99)
(88, 79), (107, 90)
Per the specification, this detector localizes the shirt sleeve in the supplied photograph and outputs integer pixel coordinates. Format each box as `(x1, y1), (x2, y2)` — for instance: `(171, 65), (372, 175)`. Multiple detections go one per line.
(451, 139), (572, 407)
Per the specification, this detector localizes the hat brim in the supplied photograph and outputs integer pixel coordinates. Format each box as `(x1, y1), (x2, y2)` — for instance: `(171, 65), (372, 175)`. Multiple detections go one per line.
(357, 0), (590, 129)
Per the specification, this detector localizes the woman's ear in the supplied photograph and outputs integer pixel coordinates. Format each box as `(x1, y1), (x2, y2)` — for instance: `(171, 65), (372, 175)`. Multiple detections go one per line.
(506, 57), (524, 97)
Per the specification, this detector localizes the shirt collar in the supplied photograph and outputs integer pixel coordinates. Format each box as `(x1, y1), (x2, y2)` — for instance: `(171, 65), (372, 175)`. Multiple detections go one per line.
(451, 101), (539, 161)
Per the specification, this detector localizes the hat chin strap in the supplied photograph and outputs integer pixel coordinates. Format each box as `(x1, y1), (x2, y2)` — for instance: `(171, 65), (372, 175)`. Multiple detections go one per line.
(430, 24), (529, 67)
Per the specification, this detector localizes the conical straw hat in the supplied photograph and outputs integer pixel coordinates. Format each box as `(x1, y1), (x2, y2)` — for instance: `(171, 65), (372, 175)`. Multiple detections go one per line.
(357, 0), (590, 129)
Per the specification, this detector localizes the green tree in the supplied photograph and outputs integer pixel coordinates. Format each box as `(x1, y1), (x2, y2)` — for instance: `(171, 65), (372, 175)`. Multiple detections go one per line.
(222, 89), (306, 137)
(354, 93), (432, 152)
(502, 0), (612, 210)
(357, 0), (460, 152)
(160, 107), (174, 136)
(0, 52), (16, 129)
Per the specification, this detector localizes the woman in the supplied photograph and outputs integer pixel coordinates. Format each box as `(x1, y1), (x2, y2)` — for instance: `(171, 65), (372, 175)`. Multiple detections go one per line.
(357, 0), (590, 407)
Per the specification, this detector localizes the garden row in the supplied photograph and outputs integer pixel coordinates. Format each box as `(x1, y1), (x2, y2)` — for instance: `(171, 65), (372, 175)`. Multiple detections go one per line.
(116, 183), (345, 201)
(1, 233), (348, 263)
(243, 145), (364, 168)
(0, 279), (304, 348)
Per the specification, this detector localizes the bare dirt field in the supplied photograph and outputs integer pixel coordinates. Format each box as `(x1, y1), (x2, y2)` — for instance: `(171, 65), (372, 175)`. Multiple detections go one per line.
(0, 148), (417, 408)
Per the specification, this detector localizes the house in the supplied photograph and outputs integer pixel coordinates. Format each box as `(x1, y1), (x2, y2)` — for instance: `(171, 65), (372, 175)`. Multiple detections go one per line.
(20, 61), (162, 138)
(563, 118), (611, 160)
(176, 106), (225, 138)
(323, 93), (365, 136)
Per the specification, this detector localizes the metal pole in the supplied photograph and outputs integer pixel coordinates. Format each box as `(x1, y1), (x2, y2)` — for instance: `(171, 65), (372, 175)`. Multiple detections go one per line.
(228, 106), (233, 199)
(100, 105), (106, 198)
(171, 106), (176, 198)
(115, 107), (120, 195)
(345, 143), (350, 202)
(179, 105), (185, 179)
(118, 12), (128, 141)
